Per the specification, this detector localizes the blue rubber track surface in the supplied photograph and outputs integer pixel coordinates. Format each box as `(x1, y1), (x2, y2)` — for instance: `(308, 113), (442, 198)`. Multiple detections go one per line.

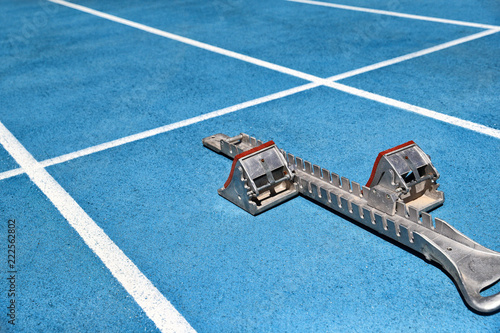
(71, 0), (481, 77)
(340, 32), (500, 129)
(0, 148), (19, 174)
(0, 0), (499, 332)
(316, 0), (500, 26)
(0, 175), (159, 332)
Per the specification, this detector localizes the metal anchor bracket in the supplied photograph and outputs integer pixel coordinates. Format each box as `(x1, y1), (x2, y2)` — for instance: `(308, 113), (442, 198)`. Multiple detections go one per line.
(203, 132), (500, 313)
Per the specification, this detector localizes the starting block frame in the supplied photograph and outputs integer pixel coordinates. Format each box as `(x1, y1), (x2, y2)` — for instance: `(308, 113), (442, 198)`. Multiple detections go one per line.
(203, 132), (500, 314)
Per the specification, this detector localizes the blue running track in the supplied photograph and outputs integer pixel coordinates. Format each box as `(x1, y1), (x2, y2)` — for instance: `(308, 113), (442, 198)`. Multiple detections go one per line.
(0, 0), (499, 331)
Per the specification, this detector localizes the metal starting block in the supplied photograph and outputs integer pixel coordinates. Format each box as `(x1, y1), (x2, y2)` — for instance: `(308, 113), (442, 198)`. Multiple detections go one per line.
(203, 132), (500, 314)
(217, 139), (298, 215)
(364, 140), (444, 215)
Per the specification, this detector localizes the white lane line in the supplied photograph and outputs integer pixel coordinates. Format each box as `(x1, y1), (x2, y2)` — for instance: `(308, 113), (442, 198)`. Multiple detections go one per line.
(287, 0), (500, 30)
(48, 0), (319, 83)
(1, 1), (494, 182)
(2, 62), (497, 185)
(0, 82), (318, 181)
(1, 21), (498, 182)
(0, 168), (25, 181)
(52, 0), (498, 85)
(48, 0), (500, 89)
(325, 81), (500, 139)
(47, 0), (500, 124)
(0, 121), (196, 333)
(326, 28), (500, 82)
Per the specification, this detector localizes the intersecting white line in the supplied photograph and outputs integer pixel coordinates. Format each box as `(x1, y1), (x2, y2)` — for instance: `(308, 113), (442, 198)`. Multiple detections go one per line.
(0, 121), (196, 333)
(48, 0), (319, 83)
(48, 0), (499, 88)
(1, 0), (497, 182)
(45, 1), (499, 134)
(287, 0), (500, 30)
(0, 83), (319, 181)
(326, 28), (500, 81)
(2, 24), (499, 180)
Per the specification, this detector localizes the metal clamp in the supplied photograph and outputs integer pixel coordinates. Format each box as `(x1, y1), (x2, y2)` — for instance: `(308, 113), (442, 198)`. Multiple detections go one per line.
(203, 132), (500, 313)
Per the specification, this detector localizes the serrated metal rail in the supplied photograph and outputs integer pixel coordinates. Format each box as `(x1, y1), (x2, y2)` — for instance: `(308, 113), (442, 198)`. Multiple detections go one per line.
(203, 133), (500, 313)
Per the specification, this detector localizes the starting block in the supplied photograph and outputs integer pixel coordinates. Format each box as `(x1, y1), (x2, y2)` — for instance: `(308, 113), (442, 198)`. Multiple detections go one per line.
(203, 132), (500, 314)
(364, 140), (444, 215)
(218, 140), (298, 215)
